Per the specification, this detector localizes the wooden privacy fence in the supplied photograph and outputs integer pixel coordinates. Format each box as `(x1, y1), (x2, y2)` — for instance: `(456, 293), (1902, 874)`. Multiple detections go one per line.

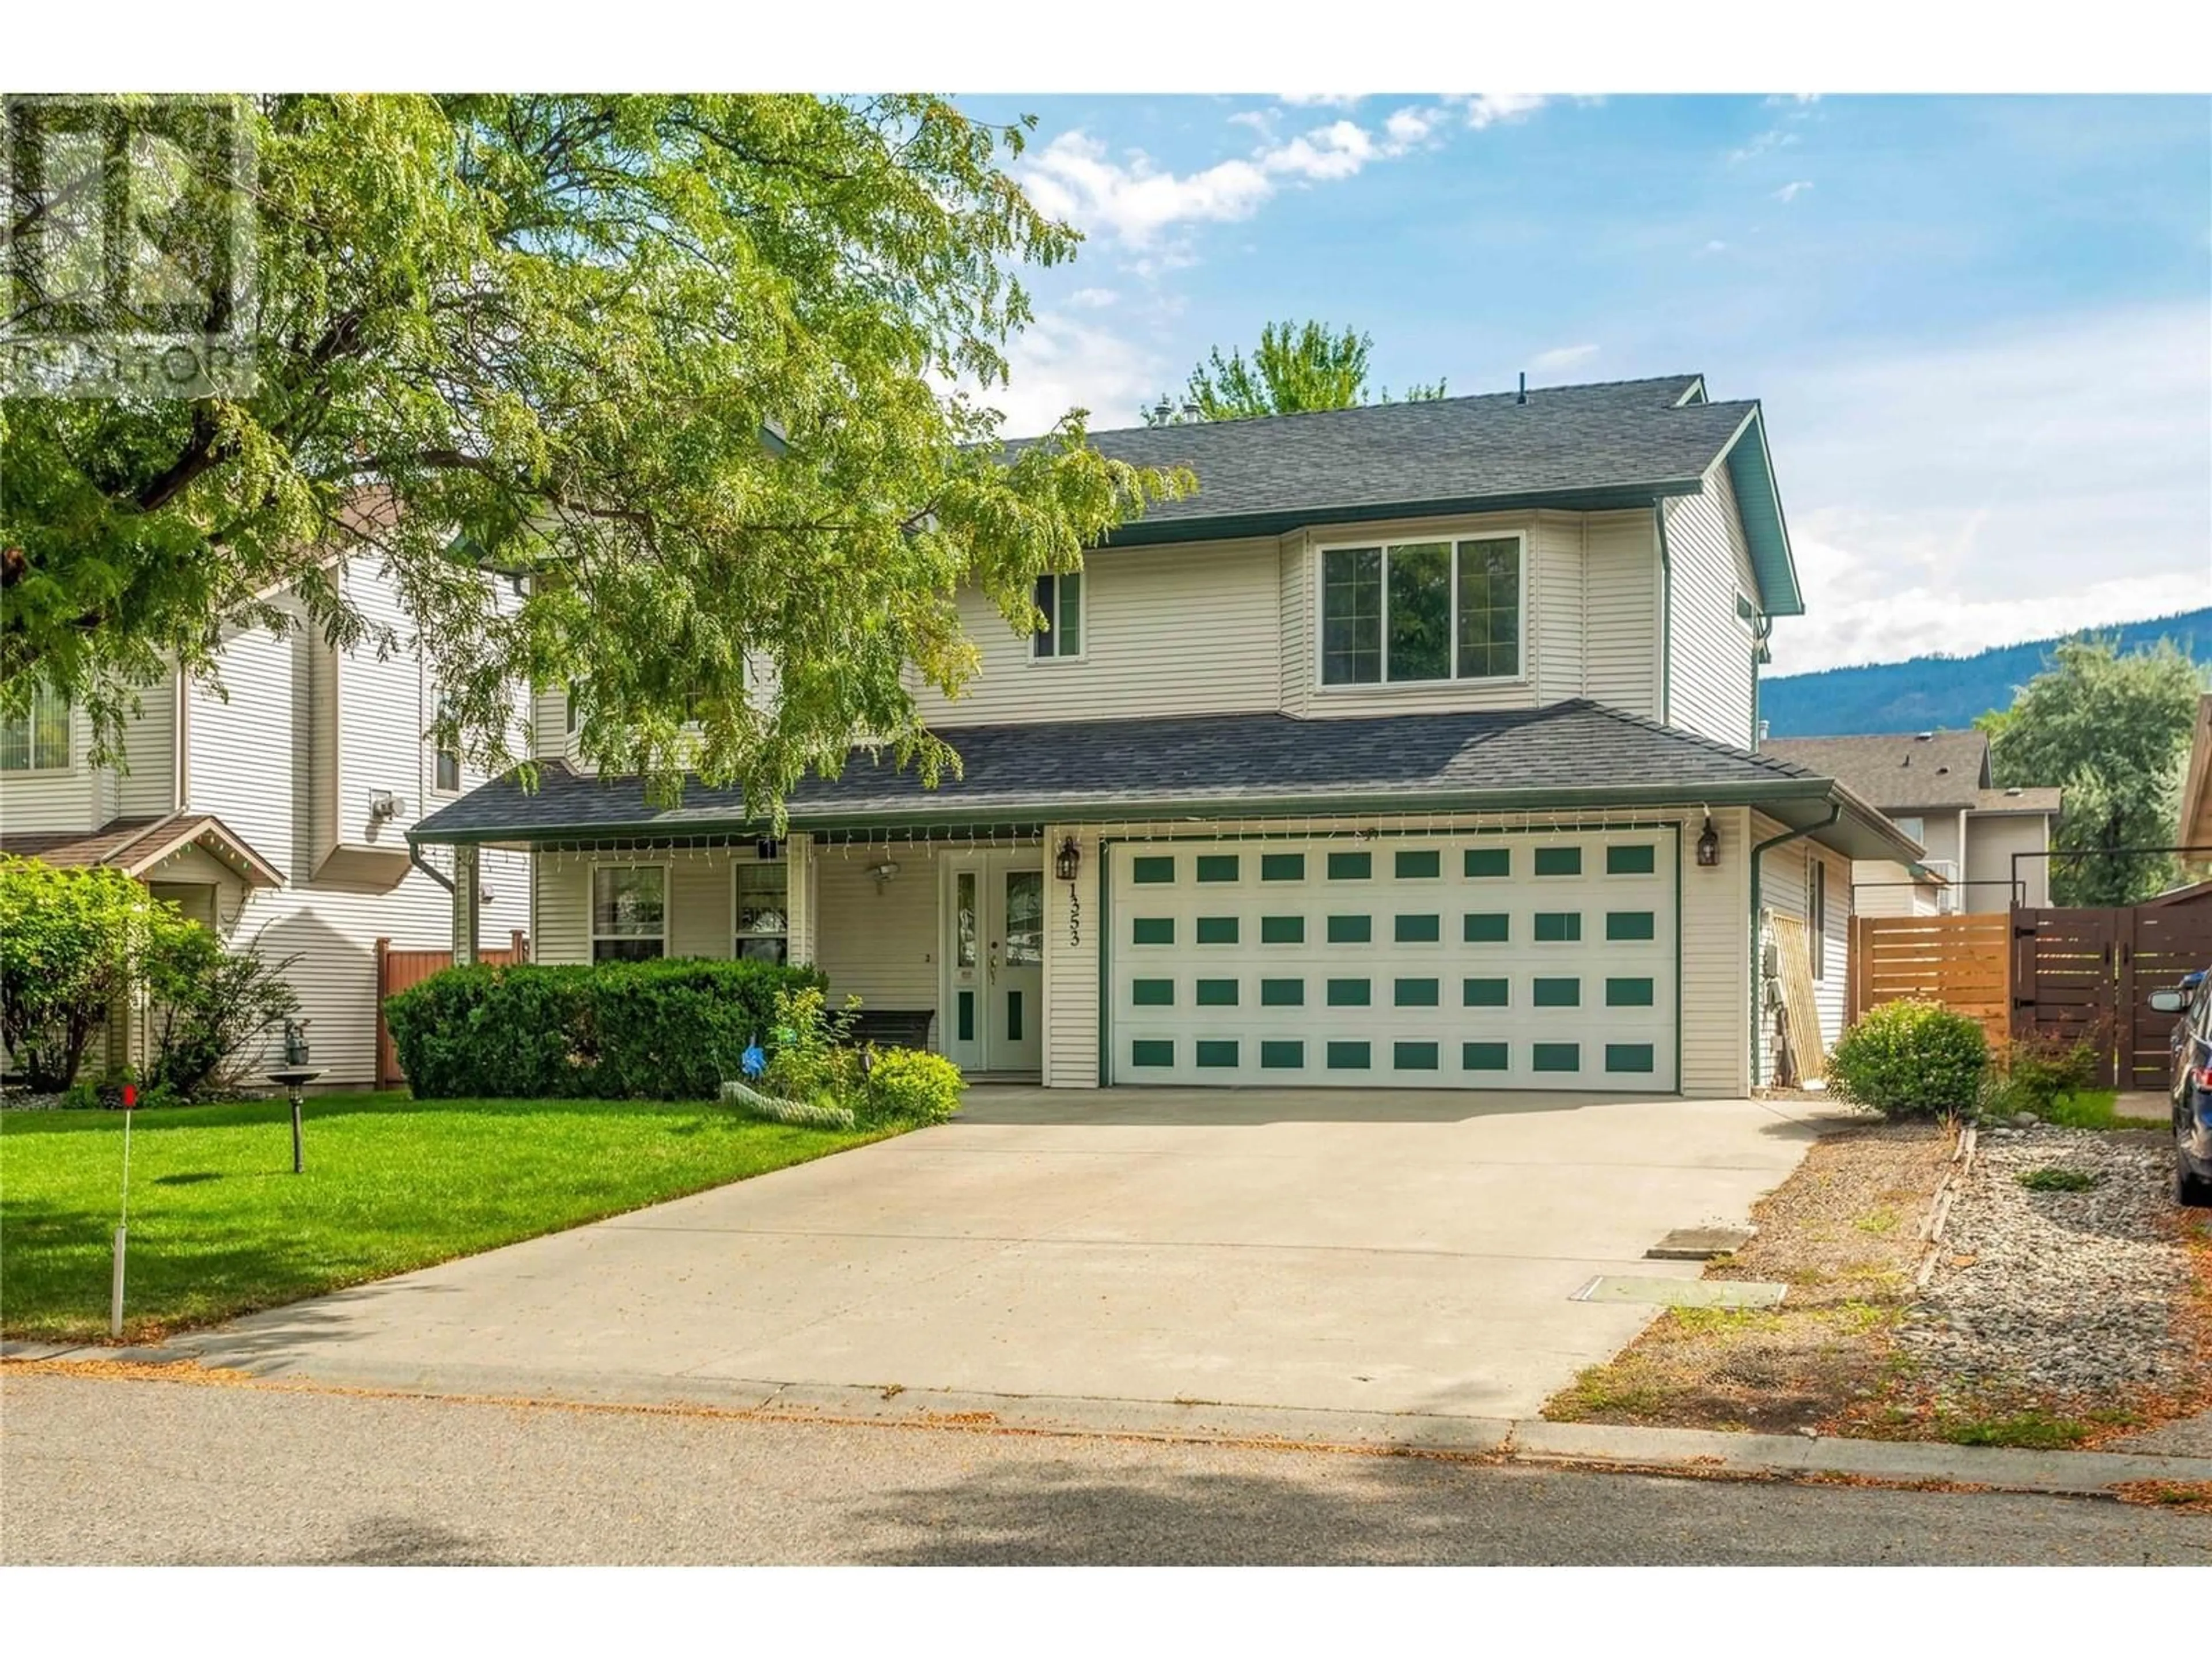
(2013, 903), (2212, 1089)
(1849, 913), (2012, 1046)
(374, 931), (528, 1089)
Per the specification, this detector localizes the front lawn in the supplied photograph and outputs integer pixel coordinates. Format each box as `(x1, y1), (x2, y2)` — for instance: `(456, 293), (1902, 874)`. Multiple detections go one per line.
(0, 1093), (896, 1342)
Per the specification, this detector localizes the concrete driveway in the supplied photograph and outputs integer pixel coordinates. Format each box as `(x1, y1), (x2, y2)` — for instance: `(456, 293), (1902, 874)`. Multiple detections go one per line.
(185, 1088), (1836, 1426)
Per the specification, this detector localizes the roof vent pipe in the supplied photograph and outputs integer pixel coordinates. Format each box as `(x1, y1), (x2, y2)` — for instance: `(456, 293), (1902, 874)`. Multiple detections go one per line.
(1517, 371), (1527, 405)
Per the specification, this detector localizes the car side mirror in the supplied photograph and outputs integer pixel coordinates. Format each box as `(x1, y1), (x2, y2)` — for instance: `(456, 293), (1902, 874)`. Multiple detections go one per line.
(2149, 990), (2185, 1014)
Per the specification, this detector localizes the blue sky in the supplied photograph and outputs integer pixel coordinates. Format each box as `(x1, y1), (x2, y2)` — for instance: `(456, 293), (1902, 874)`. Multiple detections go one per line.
(953, 93), (2211, 675)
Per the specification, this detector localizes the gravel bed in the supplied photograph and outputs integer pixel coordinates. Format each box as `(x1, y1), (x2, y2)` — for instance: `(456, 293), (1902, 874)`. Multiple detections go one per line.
(1897, 1124), (2194, 1397)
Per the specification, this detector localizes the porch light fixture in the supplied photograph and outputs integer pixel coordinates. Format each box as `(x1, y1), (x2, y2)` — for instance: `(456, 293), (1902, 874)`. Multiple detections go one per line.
(1696, 813), (1721, 868)
(1054, 836), (1081, 882)
(866, 860), (900, 888)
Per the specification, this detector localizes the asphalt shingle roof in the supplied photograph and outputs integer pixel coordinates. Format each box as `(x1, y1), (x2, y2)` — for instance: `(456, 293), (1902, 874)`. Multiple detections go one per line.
(1761, 732), (1993, 812)
(414, 700), (1830, 843)
(1013, 375), (1758, 544)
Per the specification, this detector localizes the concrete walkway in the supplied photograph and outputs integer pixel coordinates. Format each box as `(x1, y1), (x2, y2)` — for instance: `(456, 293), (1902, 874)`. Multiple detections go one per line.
(171, 1085), (1836, 1423)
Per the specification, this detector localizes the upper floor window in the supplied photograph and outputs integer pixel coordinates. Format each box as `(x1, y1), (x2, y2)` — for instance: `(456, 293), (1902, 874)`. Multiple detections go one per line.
(1032, 571), (1082, 660)
(592, 865), (666, 962)
(0, 684), (70, 772)
(1319, 536), (1522, 687)
(431, 695), (461, 794)
(734, 860), (789, 964)
(1892, 816), (1925, 844)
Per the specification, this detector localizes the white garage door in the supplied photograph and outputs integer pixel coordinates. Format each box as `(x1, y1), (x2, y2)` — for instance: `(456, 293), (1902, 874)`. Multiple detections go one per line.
(1106, 831), (1677, 1089)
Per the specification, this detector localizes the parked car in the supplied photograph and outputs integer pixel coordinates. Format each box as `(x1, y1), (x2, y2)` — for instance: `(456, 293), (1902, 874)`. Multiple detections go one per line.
(2147, 970), (2212, 1207)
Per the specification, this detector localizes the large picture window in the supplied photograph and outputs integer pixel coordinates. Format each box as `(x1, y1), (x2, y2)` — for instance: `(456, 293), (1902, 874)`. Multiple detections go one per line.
(1, 684), (70, 772)
(1319, 536), (1522, 685)
(734, 861), (789, 964)
(592, 866), (666, 962)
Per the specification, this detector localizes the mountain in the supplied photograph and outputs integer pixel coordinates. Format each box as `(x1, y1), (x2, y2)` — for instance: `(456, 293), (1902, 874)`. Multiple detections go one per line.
(1761, 607), (2212, 737)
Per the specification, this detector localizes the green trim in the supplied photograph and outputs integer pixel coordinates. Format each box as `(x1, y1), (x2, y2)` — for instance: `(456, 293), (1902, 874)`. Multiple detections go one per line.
(1325, 978), (1372, 1007)
(1260, 1039), (1304, 1069)
(1605, 910), (1657, 941)
(1194, 916), (1239, 945)
(1132, 916), (1175, 945)
(1606, 1043), (1656, 1074)
(1260, 914), (1306, 944)
(1130, 1039), (1173, 1068)
(1096, 480), (1710, 551)
(1131, 978), (1174, 1006)
(1463, 1041), (1509, 1071)
(1393, 976), (1440, 1007)
(1098, 838), (1113, 1085)
(1131, 855), (1175, 884)
(1718, 406), (1805, 618)
(1260, 853), (1305, 881)
(1260, 977), (1305, 1006)
(1326, 914), (1372, 944)
(1533, 977), (1581, 1008)
(1195, 1039), (1240, 1069)
(1464, 912), (1510, 943)
(1393, 1041), (1440, 1071)
(1325, 1040), (1372, 1070)
(1463, 976), (1509, 1007)
(1464, 846), (1510, 877)
(1393, 913), (1442, 942)
(1533, 911), (1582, 942)
(1606, 976), (1656, 1007)
(1195, 854), (1239, 882)
(1394, 848), (1441, 879)
(1606, 843), (1657, 874)
(1195, 978), (1239, 1006)
(1532, 1042), (1582, 1073)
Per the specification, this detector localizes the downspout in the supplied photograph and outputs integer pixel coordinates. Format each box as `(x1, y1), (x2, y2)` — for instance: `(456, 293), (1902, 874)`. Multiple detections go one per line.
(407, 838), (454, 893)
(1749, 804), (1840, 1089)
(1652, 497), (1673, 727)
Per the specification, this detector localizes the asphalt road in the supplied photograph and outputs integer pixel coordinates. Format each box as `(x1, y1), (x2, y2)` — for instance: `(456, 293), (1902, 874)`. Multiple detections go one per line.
(3, 1370), (2207, 1566)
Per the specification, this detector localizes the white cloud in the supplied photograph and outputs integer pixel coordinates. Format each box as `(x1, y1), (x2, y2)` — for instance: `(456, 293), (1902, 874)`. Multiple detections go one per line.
(1385, 105), (1439, 146)
(1763, 304), (2212, 675)
(1728, 128), (1799, 164)
(1453, 93), (1548, 128)
(1067, 286), (1118, 309)
(979, 311), (1165, 438)
(1702, 238), (1729, 253)
(1277, 93), (1361, 107)
(1532, 343), (1600, 371)
(1765, 93), (1823, 106)
(1774, 179), (1815, 203)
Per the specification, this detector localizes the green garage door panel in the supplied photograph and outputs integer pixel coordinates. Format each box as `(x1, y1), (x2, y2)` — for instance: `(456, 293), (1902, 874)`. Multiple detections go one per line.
(1106, 832), (1676, 1089)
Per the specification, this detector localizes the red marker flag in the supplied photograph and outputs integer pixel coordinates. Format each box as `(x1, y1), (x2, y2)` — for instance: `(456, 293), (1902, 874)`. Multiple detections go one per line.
(123, 1084), (137, 1108)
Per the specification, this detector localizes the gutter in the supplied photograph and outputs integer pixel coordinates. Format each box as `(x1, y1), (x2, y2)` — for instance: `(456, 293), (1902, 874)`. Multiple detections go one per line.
(408, 840), (454, 893)
(1652, 497), (1673, 726)
(1748, 804), (1839, 1089)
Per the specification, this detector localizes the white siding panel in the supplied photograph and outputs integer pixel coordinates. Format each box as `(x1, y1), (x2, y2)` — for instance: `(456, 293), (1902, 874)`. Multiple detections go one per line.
(1278, 531), (1312, 717)
(1663, 467), (1758, 749)
(1533, 512), (1584, 704)
(534, 855), (592, 965)
(1747, 817), (1850, 1084)
(1680, 805), (1752, 1098)
(813, 842), (942, 1016)
(113, 673), (178, 817)
(1043, 825), (1101, 1087)
(1583, 512), (1660, 717)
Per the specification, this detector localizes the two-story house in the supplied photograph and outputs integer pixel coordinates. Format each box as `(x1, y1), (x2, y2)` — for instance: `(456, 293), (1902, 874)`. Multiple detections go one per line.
(414, 374), (1918, 1097)
(0, 556), (532, 1087)
(1762, 730), (2061, 915)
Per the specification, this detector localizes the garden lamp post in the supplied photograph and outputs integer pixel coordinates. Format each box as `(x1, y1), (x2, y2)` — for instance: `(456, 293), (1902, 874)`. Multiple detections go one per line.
(264, 1019), (323, 1174)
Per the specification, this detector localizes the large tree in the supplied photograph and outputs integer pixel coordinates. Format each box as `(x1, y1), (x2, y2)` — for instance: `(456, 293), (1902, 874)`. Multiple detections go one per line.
(2, 94), (1183, 807)
(1978, 637), (2205, 906)
(1146, 319), (1446, 425)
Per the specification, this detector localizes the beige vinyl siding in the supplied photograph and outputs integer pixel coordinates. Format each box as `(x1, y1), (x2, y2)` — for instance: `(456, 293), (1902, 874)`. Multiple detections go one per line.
(1964, 812), (2049, 910)
(1278, 530), (1312, 714)
(1583, 511), (1661, 717)
(533, 854), (592, 964)
(1850, 860), (1940, 917)
(1043, 824), (1101, 1087)
(188, 611), (304, 877)
(0, 697), (103, 831)
(812, 841), (942, 1017)
(1680, 805), (1752, 1097)
(1748, 817), (1850, 1084)
(1532, 512), (1585, 704)
(113, 673), (179, 817)
(532, 685), (573, 763)
(1662, 465), (1759, 750)
(916, 540), (1283, 728)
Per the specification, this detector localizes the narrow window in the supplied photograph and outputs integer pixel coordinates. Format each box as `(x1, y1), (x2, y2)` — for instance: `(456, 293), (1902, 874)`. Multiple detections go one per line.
(1032, 571), (1084, 659)
(0, 683), (70, 772)
(432, 695), (461, 794)
(1320, 547), (1383, 684)
(1455, 537), (1522, 679)
(1810, 858), (1827, 982)
(591, 866), (666, 963)
(1385, 541), (1451, 683)
(735, 860), (790, 964)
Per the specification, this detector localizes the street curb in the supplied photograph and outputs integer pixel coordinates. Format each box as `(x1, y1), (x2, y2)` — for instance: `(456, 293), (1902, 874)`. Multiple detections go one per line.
(16, 1349), (2209, 1497)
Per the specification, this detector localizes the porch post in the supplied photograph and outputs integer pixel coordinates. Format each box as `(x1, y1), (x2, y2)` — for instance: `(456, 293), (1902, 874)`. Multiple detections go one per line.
(785, 832), (815, 967)
(452, 844), (480, 965)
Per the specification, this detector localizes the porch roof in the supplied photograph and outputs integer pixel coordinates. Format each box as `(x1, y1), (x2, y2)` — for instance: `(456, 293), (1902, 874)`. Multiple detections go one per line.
(412, 700), (1921, 863)
(0, 811), (285, 888)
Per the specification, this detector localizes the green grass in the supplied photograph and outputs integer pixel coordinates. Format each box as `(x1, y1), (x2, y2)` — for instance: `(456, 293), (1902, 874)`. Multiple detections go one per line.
(0, 1093), (896, 1343)
(1934, 1406), (2143, 1449)
(2036, 1090), (2123, 1130)
(2016, 1166), (2100, 1193)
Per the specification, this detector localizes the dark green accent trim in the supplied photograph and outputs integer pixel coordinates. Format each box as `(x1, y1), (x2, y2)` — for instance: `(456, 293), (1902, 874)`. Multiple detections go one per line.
(1195, 1039), (1240, 1069)
(1719, 404), (1805, 617)
(1393, 912), (1441, 943)
(1463, 976), (1509, 1007)
(1260, 1039), (1305, 1069)
(1130, 978), (1174, 1007)
(957, 990), (974, 1043)
(1393, 1041), (1440, 1071)
(1605, 976), (1656, 1007)
(1261, 914), (1306, 944)
(1132, 916), (1175, 945)
(1096, 481), (1707, 550)
(1464, 847), (1510, 877)
(1533, 911), (1582, 942)
(1195, 978), (1239, 1007)
(1326, 1040), (1372, 1070)
(1326, 850), (1372, 880)
(1463, 1041), (1509, 1071)
(1260, 977), (1305, 1007)
(1394, 848), (1441, 879)
(1326, 914), (1372, 944)
(1606, 910), (1657, 941)
(1131, 855), (1175, 884)
(1533, 846), (1582, 876)
(1195, 854), (1240, 882)
(1260, 853), (1306, 881)
(1533, 977), (1581, 1008)
(1195, 915), (1239, 945)
(1006, 990), (1022, 1043)
(1606, 843), (1657, 875)
(1606, 1043), (1656, 1074)
(1325, 978), (1372, 1007)
(1532, 1042), (1581, 1073)
(1463, 912), (1510, 943)
(1130, 1039), (1174, 1068)
(1393, 977), (1440, 1007)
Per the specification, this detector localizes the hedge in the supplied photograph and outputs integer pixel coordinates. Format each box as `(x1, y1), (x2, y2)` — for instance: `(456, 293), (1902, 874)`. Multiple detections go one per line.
(385, 957), (825, 1100)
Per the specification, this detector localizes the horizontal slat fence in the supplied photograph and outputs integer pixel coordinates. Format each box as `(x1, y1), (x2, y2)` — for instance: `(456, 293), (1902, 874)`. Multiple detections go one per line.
(1849, 913), (2012, 1046)
(375, 931), (529, 1089)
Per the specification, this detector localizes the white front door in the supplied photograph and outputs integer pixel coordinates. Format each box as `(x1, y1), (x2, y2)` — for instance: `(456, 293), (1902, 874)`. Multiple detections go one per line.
(942, 853), (1046, 1074)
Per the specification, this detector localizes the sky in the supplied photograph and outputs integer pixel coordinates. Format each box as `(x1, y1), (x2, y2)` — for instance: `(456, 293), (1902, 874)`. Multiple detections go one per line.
(950, 93), (2212, 677)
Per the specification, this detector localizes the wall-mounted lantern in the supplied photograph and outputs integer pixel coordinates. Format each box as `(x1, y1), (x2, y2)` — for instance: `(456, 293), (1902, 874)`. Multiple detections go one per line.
(1054, 836), (1082, 882)
(1696, 815), (1721, 868)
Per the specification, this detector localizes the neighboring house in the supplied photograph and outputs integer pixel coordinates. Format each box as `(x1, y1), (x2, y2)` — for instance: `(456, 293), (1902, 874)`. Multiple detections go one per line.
(415, 374), (1921, 1097)
(0, 557), (532, 1087)
(2180, 693), (2212, 877)
(1762, 731), (2061, 915)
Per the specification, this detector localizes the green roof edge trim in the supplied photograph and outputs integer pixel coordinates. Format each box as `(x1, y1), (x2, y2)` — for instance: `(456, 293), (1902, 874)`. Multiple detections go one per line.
(1096, 481), (1707, 549)
(1716, 406), (1804, 618)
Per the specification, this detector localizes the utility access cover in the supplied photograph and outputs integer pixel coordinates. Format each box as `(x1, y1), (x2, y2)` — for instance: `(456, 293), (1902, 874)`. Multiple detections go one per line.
(1645, 1226), (1755, 1260)
(1572, 1276), (1786, 1309)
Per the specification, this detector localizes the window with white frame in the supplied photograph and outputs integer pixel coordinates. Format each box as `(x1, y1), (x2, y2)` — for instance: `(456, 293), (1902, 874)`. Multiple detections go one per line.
(1810, 857), (1827, 981)
(1032, 571), (1082, 660)
(1, 683), (70, 772)
(734, 859), (789, 964)
(591, 865), (666, 961)
(1319, 535), (1522, 685)
(1892, 816), (1925, 844)
(431, 695), (461, 795)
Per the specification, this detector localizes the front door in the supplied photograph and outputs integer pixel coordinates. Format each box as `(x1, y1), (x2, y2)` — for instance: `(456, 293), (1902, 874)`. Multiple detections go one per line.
(943, 853), (1045, 1074)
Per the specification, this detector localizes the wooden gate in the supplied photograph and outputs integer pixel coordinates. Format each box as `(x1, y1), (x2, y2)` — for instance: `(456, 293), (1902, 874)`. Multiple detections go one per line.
(2012, 903), (2212, 1088)
(375, 931), (528, 1089)
(1849, 912), (2013, 1046)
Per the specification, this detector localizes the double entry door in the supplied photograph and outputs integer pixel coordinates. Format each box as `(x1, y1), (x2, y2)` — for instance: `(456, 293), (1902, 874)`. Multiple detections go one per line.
(941, 850), (1045, 1074)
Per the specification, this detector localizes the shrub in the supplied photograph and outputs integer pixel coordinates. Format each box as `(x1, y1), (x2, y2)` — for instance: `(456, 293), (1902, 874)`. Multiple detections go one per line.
(1985, 1036), (2099, 1119)
(1827, 999), (1989, 1119)
(0, 857), (175, 1091)
(866, 1047), (964, 1124)
(142, 926), (301, 1099)
(385, 956), (824, 1100)
(760, 985), (865, 1113)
